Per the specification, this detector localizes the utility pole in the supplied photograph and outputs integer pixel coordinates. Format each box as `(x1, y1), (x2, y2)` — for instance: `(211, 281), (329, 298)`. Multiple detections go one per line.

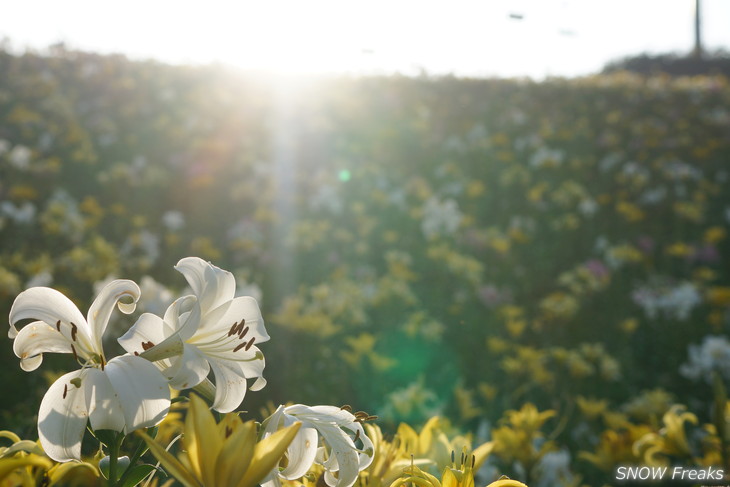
(693, 0), (703, 58)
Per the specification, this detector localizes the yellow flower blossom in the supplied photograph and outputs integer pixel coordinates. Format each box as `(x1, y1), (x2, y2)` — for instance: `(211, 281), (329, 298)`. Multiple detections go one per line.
(665, 242), (693, 257)
(139, 394), (301, 487)
(707, 287), (730, 307)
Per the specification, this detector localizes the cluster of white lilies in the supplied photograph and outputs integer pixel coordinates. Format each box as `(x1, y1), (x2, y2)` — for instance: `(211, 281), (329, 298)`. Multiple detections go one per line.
(8, 257), (373, 487)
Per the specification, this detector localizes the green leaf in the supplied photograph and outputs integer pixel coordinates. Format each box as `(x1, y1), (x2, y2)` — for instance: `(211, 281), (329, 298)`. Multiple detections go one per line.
(120, 464), (159, 487)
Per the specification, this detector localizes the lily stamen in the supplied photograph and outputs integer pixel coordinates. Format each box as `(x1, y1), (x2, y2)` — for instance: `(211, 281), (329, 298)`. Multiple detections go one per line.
(238, 325), (249, 339)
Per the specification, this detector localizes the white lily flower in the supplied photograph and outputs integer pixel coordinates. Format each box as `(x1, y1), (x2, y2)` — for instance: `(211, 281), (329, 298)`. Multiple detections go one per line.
(118, 257), (269, 413)
(261, 405), (374, 487)
(8, 280), (170, 462)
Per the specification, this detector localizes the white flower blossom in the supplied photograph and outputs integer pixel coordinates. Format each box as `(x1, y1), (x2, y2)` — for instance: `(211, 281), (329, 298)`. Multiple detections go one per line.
(9, 281), (170, 461)
(119, 257), (268, 413)
(261, 405), (374, 487)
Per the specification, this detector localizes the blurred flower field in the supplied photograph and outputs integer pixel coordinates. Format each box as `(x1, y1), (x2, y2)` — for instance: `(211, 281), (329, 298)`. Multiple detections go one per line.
(1, 46), (730, 486)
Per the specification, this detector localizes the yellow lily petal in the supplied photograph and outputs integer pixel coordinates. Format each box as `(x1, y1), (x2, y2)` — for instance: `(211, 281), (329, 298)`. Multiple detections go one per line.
(215, 420), (256, 486)
(408, 466), (442, 487)
(471, 441), (494, 471)
(235, 422), (301, 487)
(486, 479), (528, 487)
(137, 431), (200, 487)
(391, 477), (438, 487)
(47, 461), (98, 485)
(418, 417), (441, 454)
(441, 468), (458, 487)
(185, 394), (223, 486)
(0, 454), (53, 480)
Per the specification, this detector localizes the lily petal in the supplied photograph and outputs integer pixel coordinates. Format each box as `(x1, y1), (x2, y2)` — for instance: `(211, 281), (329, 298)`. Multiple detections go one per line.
(250, 376), (267, 391)
(185, 394), (222, 486)
(280, 423), (319, 480)
(162, 295), (200, 342)
(316, 421), (359, 487)
(236, 422), (302, 487)
(13, 321), (72, 371)
(83, 368), (126, 432)
(86, 279), (140, 349)
(9, 287), (89, 345)
(216, 420), (256, 487)
(207, 357), (249, 413)
(118, 313), (177, 360)
(193, 296), (268, 342)
(103, 355), (170, 431)
(37, 370), (88, 462)
(166, 344), (211, 390)
(175, 257), (235, 313)
(137, 430), (200, 487)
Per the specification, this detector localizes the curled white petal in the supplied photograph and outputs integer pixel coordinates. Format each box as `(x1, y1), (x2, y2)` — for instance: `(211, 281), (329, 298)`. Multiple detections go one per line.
(175, 257), (235, 313)
(86, 279), (141, 349)
(281, 423), (319, 480)
(265, 405), (374, 487)
(13, 321), (72, 371)
(9, 287), (89, 343)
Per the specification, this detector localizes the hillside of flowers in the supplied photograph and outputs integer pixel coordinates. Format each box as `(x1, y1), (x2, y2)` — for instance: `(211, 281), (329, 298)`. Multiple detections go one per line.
(1, 46), (730, 486)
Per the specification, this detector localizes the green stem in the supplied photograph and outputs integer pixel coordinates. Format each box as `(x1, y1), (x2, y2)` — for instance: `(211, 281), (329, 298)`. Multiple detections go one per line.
(109, 432), (124, 485)
(117, 428), (156, 487)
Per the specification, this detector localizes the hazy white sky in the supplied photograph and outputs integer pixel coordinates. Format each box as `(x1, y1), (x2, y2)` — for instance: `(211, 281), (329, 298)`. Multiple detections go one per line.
(1, 0), (728, 78)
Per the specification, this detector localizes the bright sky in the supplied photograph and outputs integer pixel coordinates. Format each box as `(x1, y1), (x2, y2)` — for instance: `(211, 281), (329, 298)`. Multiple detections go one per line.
(1, 0), (729, 79)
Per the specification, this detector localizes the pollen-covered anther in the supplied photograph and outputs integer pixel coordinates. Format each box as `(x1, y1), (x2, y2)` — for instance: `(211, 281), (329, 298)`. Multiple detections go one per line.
(70, 322), (78, 342)
(63, 384), (68, 399)
(227, 322), (238, 337)
(141, 341), (155, 351)
(340, 404), (352, 411)
(244, 337), (256, 351)
(233, 342), (246, 352)
(353, 429), (361, 442)
(238, 325), (249, 339)
(56, 320), (61, 332)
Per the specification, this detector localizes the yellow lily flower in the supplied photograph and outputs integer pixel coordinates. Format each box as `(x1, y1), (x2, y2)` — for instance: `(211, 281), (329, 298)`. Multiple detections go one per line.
(390, 449), (511, 487)
(138, 394), (301, 487)
(0, 431), (99, 486)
